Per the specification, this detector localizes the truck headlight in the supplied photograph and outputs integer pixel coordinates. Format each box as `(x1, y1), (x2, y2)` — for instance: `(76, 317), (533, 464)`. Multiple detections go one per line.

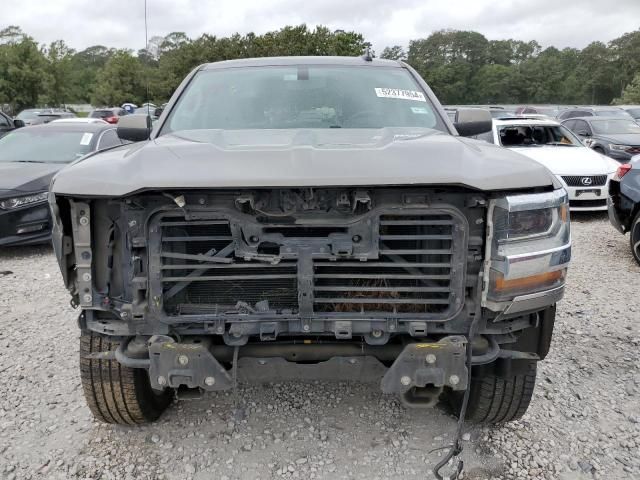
(484, 189), (571, 304)
(0, 191), (49, 210)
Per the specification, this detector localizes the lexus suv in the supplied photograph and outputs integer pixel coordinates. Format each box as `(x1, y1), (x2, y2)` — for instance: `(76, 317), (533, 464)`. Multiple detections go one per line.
(49, 56), (571, 427)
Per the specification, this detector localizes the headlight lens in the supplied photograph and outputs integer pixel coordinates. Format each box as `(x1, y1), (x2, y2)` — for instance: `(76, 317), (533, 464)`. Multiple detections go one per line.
(485, 189), (571, 303)
(609, 144), (630, 152)
(0, 191), (49, 210)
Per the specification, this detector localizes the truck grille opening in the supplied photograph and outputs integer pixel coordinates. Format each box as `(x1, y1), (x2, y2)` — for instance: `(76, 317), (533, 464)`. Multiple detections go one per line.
(159, 218), (298, 315)
(313, 214), (455, 314)
(154, 210), (464, 318)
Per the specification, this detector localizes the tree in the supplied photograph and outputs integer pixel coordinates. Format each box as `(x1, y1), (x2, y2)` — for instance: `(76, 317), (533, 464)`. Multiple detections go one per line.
(0, 34), (47, 110)
(616, 73), (640, 104)
(91, 50), (146, 106)
(42, 40), (75, 106)
(380, 45), (406, 61)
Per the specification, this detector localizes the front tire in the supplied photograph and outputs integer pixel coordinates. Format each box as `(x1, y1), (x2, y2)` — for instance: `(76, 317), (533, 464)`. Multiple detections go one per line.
(630, 211), (640, 265)
(79, 332), (173, 424)
(449, 361), (537, 424)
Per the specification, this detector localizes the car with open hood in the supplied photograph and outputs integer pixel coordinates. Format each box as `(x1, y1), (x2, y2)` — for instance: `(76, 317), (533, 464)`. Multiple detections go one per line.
(0, 122), (125, 246)
(479, 117), (620, 211)
(49, 56), (571, 465)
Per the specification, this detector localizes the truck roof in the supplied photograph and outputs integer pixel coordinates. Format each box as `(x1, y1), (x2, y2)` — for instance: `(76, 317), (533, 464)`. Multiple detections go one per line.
(201, 56), (403, 70)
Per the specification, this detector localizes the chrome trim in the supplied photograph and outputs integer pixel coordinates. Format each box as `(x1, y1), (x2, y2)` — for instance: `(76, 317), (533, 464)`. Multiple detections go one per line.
(494, 188), (568, 212)
(502, 285), (565, 315)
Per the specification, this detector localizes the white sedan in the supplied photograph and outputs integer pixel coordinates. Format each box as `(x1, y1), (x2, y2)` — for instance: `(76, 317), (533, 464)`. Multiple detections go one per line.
(478, 118), (621, 211)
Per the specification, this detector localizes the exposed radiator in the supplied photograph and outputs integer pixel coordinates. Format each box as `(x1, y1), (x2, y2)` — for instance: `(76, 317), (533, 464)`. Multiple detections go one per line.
(313, 214), (455, 314)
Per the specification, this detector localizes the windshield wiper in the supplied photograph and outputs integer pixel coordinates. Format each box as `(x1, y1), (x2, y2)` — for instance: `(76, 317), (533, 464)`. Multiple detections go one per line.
(11, 160), (47, 163)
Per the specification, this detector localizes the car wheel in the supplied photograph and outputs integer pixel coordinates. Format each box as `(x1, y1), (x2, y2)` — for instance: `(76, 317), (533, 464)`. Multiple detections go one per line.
(447, 361), (537, 424)
(593, 146), (605, 154)
(631, 211), (640, 265)
(80, 331), (173, 424)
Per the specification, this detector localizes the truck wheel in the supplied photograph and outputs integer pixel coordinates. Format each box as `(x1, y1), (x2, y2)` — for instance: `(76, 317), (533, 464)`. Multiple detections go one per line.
(448, 361), (537, 424)
(630, 211), (640, 265)
(79, 332), (172, 424)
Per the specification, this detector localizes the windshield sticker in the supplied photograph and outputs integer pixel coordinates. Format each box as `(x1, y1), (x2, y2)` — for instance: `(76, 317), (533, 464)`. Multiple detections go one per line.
(80, 133), (93, 146)
(375, 88), (426, 102)
(410, 106), (430, 114)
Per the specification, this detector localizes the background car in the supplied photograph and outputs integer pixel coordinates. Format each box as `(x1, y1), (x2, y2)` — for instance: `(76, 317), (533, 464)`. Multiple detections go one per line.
(0, 111), (24, 138)
(617, 105), (640, 121)
(15, 108), (44, 126)
(89, 107), (127, 124)
(515, 105), (561, 118)
(562, 117), (640, 162)
(557, 106), (634, 121)
(29, 111), (77, 125)
(608, 157), (640, 264)
(482, 117), (620, 211)
(0, 123), (127, 246)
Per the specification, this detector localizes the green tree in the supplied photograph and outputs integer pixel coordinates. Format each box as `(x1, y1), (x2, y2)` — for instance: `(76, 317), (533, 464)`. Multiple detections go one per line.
(380, 45), (406, 61)
(616, 72), (640, 103)
(0, 34), (47, 111)
(91, 50), (146, 106)
(42, 40), (75, 106)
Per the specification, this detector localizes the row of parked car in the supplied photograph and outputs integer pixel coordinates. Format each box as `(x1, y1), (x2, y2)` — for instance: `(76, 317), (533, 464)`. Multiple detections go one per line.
(445, 104), (640, 263)
(0, 103), (166, 134)
(0, 102), (169, 245)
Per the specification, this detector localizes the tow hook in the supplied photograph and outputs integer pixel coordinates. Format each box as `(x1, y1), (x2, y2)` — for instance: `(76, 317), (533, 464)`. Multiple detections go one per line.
(381, 336), (468, 408)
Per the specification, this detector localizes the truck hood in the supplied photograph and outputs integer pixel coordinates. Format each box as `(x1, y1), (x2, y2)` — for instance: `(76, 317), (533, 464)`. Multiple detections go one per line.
(508, 146), (620, 175)
(51, 128), (557, 196)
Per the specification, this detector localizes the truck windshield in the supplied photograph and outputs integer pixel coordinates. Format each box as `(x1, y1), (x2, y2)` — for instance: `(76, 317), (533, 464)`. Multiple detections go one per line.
(162, 65), (447, 133)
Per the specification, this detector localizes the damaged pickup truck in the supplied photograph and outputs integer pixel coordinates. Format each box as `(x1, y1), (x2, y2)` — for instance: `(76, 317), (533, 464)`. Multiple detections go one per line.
(49, 56), (571, 426)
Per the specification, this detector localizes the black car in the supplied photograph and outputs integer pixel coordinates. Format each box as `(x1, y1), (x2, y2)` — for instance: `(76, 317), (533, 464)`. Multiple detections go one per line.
(557, 106), (634, 121)
(0, 111), (24, 139)
(0, 123), (126, 246)
(562, 117), (640, 162)
(608, 158), (640, 264)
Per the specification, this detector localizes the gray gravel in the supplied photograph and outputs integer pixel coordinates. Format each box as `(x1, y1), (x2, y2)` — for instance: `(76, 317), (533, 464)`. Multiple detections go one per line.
(0, 212), (638, 480)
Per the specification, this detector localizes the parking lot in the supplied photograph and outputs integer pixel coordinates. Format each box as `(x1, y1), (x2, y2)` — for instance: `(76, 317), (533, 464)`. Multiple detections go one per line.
(0, 212), (637, 480)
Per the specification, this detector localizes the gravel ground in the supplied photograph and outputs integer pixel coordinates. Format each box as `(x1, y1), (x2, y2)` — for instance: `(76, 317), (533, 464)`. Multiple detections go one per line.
(0, 212), (638, 480)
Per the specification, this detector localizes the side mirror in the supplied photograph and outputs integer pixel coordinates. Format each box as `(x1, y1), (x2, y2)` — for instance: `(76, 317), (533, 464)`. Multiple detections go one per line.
(453, 108), (493, 137)
(117, 114), (152, 142)
(13, 119), (25, 128)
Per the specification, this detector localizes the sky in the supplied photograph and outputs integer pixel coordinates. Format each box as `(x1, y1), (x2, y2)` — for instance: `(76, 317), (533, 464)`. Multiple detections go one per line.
(4, 0), (640, 53)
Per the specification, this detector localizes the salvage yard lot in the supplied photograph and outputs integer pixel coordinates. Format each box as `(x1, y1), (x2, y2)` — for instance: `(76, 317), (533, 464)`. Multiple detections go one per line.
(0, 213), (638, 480)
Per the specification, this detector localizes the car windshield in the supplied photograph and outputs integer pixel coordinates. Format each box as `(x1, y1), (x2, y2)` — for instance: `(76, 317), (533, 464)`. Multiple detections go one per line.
(624, 108), (640, 118)
(0, 129), (94, 163)
(594, 109), (632, 118)
(498, 124), (582, 147)
(162, 65), (446, 132)
(591, 119), (640, 135)
(16, 110), (41, 120)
